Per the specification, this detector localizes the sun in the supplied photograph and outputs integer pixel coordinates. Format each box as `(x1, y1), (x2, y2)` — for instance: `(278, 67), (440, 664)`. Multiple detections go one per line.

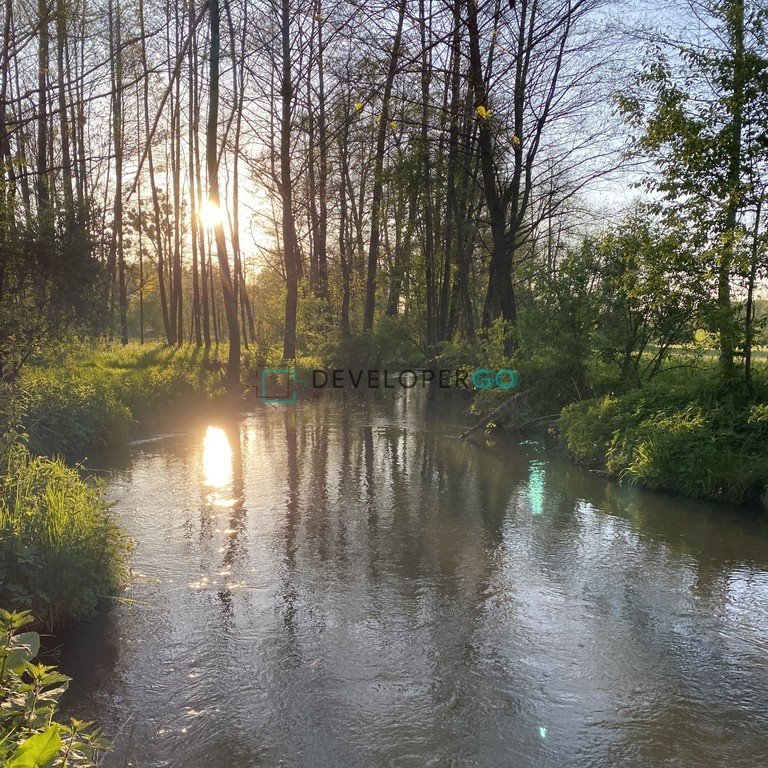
(200, 199), (223, 229)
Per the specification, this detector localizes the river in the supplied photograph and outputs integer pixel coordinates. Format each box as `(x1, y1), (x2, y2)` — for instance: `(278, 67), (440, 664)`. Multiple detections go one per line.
(59, 392), (768, 767)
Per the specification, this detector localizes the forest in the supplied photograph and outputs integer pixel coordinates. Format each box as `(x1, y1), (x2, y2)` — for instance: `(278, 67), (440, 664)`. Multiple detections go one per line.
(0, 0), (763, 378)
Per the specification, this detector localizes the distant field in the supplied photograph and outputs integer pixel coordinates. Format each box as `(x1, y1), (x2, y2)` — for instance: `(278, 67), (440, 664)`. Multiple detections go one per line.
(666, 346), (768, 362)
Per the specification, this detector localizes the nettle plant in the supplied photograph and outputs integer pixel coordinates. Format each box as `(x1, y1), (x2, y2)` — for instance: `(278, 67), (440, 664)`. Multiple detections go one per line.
(0, 610), (109, 767)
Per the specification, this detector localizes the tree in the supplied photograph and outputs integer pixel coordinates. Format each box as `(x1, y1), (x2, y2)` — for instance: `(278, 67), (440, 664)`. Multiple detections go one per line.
(363, 0), (407, 330)
(618, 0), (768, 378)
(207, 0), (240, 387)
(278, 0), (301, 360)
(465, 0), (610, 354)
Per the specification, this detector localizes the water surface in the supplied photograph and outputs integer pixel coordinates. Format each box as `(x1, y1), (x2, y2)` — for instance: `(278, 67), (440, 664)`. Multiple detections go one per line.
(60, 394), (768, 767)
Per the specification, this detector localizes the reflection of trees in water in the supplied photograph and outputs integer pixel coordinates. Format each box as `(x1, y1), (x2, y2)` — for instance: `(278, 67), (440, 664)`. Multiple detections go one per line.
(555, 456), (768, 602)
(282, 410), (300, 643)
(260, 399), (768, 763)
(307, 415), (331, 562)
(334, 405), (352, 572)
(217, 419), (247, 622)
(361, 423), (379, 582)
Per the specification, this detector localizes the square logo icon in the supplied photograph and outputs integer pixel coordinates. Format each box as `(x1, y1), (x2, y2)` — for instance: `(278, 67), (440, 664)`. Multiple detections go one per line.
(261, 368), (298, 404)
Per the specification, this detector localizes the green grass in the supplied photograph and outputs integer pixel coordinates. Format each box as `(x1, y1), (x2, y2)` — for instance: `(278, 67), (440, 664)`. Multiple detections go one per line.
(559, 374), (768, 506)
(18, 342), (223, 459)
(0, 341), (230, 627)
(0, 442), (130, 629)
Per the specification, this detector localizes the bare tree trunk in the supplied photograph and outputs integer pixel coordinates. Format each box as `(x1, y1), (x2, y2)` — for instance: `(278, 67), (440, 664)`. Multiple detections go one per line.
(36, 0), (49, 211)
(188, 0), (201, 346)
(55, 0), (74, 224)
(172, 4), (183, 346)
(745, 194), (762, 383)
(74, 0), (88, 221)
(316, 0), (328, 295)
(386, 182), (416, 317)
(279, 0), (300, 359)
(139, 0), (173, 343)
(225, 0), (252, 346)
(466, 0), (516, 339)
(363, 0), (406, 330)
(138, 145), (145, 343)
(108, 0), (127, 343)
(192, 30), (210, 348)
(439, 0), (462, 340)
(419, 0), (435, 352)
(719, 0), (745, 377)
(207, 0), (240, 388)
(338, 98), (352, 337)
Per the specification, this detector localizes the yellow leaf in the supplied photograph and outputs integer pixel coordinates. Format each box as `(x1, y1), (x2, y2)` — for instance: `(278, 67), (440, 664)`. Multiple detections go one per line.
(475, 105), (491, 120)
(354, 101), (364, 112)
(388, 121), (397, 131)
(512, 135), (521, 146)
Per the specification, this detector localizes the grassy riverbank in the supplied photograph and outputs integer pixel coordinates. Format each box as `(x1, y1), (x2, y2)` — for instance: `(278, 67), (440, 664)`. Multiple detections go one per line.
(0, 342), (225, 629)
(17, 342), (223, 459)
(460, 340), (768, 510)
(0, 442), (129, 630)
(558, 373), (768, 507)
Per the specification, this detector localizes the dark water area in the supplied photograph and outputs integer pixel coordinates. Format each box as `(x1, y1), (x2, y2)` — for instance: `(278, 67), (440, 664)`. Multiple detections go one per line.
(58, 392), (768, 767)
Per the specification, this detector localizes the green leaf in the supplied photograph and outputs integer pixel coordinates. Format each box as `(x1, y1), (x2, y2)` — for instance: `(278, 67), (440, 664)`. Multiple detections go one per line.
(5, 632), (41, 674)
(7, 726), (61, 768)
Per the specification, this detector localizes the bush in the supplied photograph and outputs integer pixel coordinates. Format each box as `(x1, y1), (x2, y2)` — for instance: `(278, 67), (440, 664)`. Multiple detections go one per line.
(559, 377), (768, 505)
(331, 316), (424, 368)
(21, 374), (132, 458)
(0, 442), (129, 629)
(0, 609), (109, 766)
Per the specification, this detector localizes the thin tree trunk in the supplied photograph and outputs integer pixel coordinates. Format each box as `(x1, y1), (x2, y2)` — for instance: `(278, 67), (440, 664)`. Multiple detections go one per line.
(55, 0), (74, 224)
(363, 0), (406, 330)
(419, 0), (435, 352)
(188, 0), (201, 346)
(719, 0), (745, 377)
(139, 0), (173, 343)
(207, 0), (240, 388)
(316, 0), (328, 294)
(439, 0), (462, 340)
(172, 5), (183, 346)
(36, 0), (49, 211)
(338, 99), (351, 337)
(279, 0), (300, 360)
(108, 0), (127, 343)
(745, 194), (762, 383)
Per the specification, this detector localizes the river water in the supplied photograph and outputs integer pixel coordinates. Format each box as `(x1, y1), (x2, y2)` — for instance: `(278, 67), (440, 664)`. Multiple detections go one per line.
(59, 393), (768, 767)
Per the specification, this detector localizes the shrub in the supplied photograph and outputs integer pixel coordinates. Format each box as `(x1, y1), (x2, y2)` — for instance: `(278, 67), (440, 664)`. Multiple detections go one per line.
(0, 442), (129, 630)
(0, 610), (109, 766)
(331, 316), (424, 368)
(559, 377), (768, 505)
(22, 373), (132, 458)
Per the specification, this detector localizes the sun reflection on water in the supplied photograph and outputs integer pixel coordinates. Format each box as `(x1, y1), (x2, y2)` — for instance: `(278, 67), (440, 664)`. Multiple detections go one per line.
(202, 426), (233, 488)
(528, 460), (546, 515)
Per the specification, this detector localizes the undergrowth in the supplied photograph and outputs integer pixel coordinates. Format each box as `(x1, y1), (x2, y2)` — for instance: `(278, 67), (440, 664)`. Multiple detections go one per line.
(559, 376), (768, 505)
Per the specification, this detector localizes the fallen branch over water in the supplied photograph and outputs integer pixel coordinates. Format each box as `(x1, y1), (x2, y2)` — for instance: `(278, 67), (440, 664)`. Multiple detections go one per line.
(459, 391), (527, 440)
